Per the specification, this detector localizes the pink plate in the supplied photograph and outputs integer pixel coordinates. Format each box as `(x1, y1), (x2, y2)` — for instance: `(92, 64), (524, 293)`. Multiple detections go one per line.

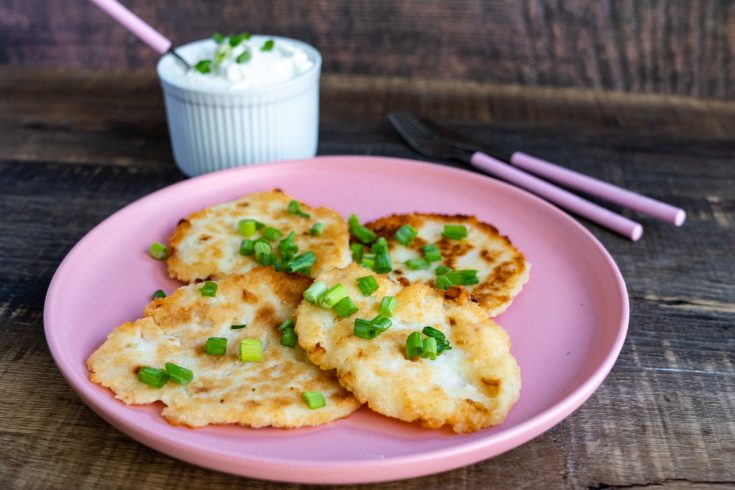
(44, 156), (628, 484)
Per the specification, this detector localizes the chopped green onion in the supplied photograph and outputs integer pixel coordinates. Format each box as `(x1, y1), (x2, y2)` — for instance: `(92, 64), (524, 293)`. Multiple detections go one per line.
(379, 296), (397, 317)
(138, 366), (168, 389)
(213, 32), (225, 44)
(165, 362), (193, 384)
(435, 265), (451, 276)
(199, 281), (217, 297)
(239, 339), (263, 362)
(333, 296), (359, 318)
(310, 222), (324, 236)
(283, 251), (316, 273)
(436, 274), (453, 290)
(371, 237), (388, 254)
(231, 324), (247, 330)
(205, 337), (227, 356)
(194, 59), (212, 74)
(279, 318), (296, 332)
(395, 224), (418, 246)
(353, 318), (379, 339)
(301, 391), (326, 409)
(236, 50), (252, 63)
(348, 214), (360, 229)
(318, 284), (348, 309)
(148, 242), (168, 260)
(442, 224), (468, 240)
(238, 219), (258, 237)
(262, 226), (283, 241)
(287, 200), (311, 218)
(254, 240), (275, 265)
(405, 332), (424, 359)
(359, 257), (375, 270)
(304, 281), (328, 304)
(374, 251), (393, 274)
(423, 326), (452, 354)
(278, 231), (298, 261)
(422, 244), (442, 262)
(351, 243), (365, 262)
(370, 314), (392, 332)
(351, 225), (376, 244)
(152, 289), (167, 299)
(405, 258), (430, 270)
(261, 39), (275, 52)
(241, 32), (252, 40)
(214, 43), (232, 65)
(228, 34), (242, 47)
(421, 337), (438, 360)
(239, 239), (255, 256)
(356, 276), (379, 296)
(446, 269), (480, 286)
(280, 328), (297, 348)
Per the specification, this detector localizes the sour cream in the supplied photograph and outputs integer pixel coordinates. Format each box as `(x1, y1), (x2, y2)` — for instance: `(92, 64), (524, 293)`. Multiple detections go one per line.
(160, 36), (315, 91)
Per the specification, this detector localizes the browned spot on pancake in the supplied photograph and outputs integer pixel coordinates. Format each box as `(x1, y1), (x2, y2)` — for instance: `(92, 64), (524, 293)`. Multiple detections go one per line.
(465, 398), (491, 416)
(314, 342), (326, 355)
(255, 305), (276, 327)
(199, 234), (211, 242)
(481, 378), (501, 397)
(480, 248), (500, 263)
(270, 397), (292, 410)
(397, 277), (410, 287)
(236, 202), (250, 207)
(445, 286), (462, 299)
(193, 386), (210, 394)
(177, 219), (190, 227)
(393, 269), (404, 276)
(448, 317), (457, 326)
(412, 237), (427, 249)
(242, 289), (258, 304)
(341, 370), (355, 384)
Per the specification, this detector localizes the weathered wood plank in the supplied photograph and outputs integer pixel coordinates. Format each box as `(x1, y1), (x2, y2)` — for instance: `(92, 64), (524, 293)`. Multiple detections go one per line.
(0, 67), (733, 488)
(0, 1), (733, 98)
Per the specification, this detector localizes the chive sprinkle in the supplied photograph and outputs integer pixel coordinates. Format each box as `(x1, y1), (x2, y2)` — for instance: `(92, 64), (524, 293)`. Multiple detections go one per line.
(435, 265), (451, 276)
(241, 32), (252, 40)
(287, 200), (311, 218)
(205, 337), (227, 356)
(359, 256), (375, 270)
(231, 324), (247, 330)
(238, 219), (258, 237)
(371, 237), (388, 254)
(262, 227), (283, 241)
(303, 281), (328, 304)
(278, 231), (298, 261)
(423, 326), (452, 354)
(148, 242), (168, 260)
(239, 238), (255, 256)
(356, 275), (379, 296)
(405, 332), (424, 359)
(240, 338), (264, 361)
(442, 224), (468, 240)
(261, 39), (275, 51)
(236, 50), (252, 63)
(279, 318), (296, 332)
(138, 366), (168, 388)
(213, 32), (225, 44)
(152, 289), (167, 299)
(421, 337), (438, 360)
(194, 59), (213, 74)
(301, 391), (326, 409)
(165, 362), (193, 384)
(310, 222), (324, 236)
(318, 284), (348, 309)
(280, 327), (297, 348)
(353, 318), (379, 339)
(229, 34), (243, 47)
(405, 258), (430, 270)
(379, 296), (397, 317)
(422, 244), (442, 262)
(254, 239), (275, 265)
(333, 296), (359, 318)
(199, 281), (217, 297)
(283, 251), (316, 273)
(395, 224), (418, 246)
(446, 269), (480, 286)
(370, 314), (392, 332)
(351, 243), (365, 262)
(436, 274), (453, 290)
(373, 251), (393, 274)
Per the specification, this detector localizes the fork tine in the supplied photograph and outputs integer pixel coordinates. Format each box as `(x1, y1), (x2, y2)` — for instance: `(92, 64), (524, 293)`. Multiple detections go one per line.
(392, 111), (434, 139)
(388, 111), (448, 159)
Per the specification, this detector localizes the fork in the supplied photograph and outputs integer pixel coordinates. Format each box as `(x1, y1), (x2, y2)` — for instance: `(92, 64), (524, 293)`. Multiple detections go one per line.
(389, 111), (685, 241)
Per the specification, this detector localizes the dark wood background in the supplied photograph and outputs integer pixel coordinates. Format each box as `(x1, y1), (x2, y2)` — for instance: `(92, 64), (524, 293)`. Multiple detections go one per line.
(1, 0), (734, 99)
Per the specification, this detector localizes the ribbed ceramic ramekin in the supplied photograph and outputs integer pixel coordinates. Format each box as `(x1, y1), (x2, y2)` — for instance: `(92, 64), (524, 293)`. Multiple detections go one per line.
(157, 37), (321, 176)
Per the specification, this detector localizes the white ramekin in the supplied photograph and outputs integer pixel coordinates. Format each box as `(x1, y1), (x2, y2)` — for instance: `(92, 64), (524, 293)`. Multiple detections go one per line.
(157, 37), (321, 176)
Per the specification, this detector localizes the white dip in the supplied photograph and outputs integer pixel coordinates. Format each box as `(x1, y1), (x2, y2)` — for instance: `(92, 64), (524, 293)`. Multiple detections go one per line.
(161, 35), (315, 91)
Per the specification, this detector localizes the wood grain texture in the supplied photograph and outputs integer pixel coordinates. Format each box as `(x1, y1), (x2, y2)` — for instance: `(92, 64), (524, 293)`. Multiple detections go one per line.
(1, 0), (734, 98)
(0, 67), (734, 489)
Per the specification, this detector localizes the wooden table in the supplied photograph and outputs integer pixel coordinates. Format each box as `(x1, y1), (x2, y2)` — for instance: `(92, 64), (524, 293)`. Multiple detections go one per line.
(1, 67), (733, 489)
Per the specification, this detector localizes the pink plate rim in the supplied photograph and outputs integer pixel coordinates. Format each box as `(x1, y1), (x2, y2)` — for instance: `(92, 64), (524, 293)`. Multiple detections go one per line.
(44, 156), (629, 483)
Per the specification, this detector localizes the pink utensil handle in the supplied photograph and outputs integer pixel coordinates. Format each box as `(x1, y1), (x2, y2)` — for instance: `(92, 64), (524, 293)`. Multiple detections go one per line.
(471, 152), (643, 241)
(89, 0), (171, 54)
(510, 151), (686, 226)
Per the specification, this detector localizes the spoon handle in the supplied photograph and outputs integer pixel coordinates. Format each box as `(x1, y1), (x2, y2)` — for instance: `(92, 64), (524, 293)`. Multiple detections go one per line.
(89, 0), (171, 54)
